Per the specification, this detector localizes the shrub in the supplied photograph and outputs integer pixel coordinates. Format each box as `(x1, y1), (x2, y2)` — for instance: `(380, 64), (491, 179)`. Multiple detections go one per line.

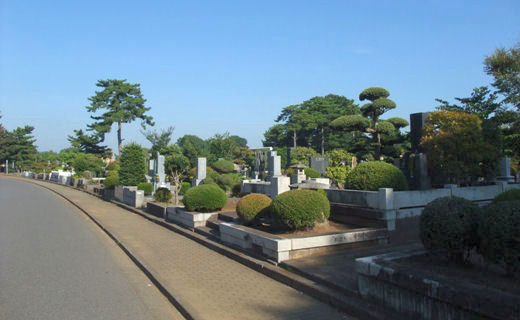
(290, 147), (318, 166)
(478, 201), (520, 274)
(231, 183), (241, 197)
(118, 143), (146, 186)
(304, 167), (320, 179)
(154, 187), (172, 203)
(270, 189), (330, 230)
(213, 159), (235, 173)
(236, 193), (272, 224)
(493, 189), (520, 203)
(106, 160), (119, 171)
(216, 173), (242, 191)
(326, 166), (350, 188)
(345, 161), (408, 191)
(420, 196), (481, 263)
(180, 182), (191, 195)
(138, 182), (153, 195)
(103, 170), (119, 189)
(182, 184), (227, 212)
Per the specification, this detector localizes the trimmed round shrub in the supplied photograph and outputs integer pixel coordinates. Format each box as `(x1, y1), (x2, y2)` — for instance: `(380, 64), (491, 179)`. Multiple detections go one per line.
(420, 196), (481, 263)
(103, 170), (119, 189)
(180, 182), (191, 195)
(304, 167), (320, 179)
(493, 189), (520, 203)
(478, 201), (520, 274)
(213, 159), (235, 173)
(345, 161), (408, 191)
(182, 184), (227, 212)
(138, 182), (153, 195)
(236, 193), (272, 224)
(271, 189), (330, 230)
(154, 187), (172, 203)
(231, 183), (241, 197)
(216, 173), (242, 191)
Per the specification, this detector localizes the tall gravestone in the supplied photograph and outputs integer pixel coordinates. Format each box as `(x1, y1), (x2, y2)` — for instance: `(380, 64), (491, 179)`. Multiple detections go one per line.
(192, 157), (206, 187)
(310, 156), (328, 175)
(150, 152), (170, 192)
(496, 157), (515, 182)
(409, 112), (431, 190)
(268, 151), (281, 177)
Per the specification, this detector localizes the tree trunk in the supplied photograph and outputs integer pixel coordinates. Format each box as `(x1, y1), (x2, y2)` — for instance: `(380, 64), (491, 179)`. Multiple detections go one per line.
(321, 127), (325, 155)
(117, 121), (122, 155)
(375, 132), (381, 160)
(293, 129), (297, 148)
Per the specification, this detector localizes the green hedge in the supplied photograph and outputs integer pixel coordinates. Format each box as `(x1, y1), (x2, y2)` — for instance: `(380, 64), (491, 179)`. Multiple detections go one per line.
(270, 189), (330, 230)
(304, 167), (320, 179)
(345, 161), (408, 191)
(138, 182), (153, 195)
(493, 189), (520, 203)
(182, 184), (227, 212)
(236, 193), (272, 224)
(478, 201), (520, 274)
(420, 196), (481, 263)
(154, 187), (172, 203)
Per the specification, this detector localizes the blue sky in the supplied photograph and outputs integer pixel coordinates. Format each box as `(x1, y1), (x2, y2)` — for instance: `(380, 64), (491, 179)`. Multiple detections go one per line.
(1, 0), (519, 152)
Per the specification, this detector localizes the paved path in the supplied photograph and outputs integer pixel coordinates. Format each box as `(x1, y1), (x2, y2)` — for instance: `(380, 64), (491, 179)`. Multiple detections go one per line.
(0, 178), (183, 320)
(9, 177), (350, 319)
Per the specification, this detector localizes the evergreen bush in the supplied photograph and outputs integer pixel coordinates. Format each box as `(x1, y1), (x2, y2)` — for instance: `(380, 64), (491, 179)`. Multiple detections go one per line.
(182, 184), (227, 212)
(103, 170), (119, 189)
(304, 167), (320, 179)
(345, 161), (408, 191)
(420, 196), (481, 263)
(138, 182), (153, 195)
(270, 189), (330, 230)
(154, 187), (172, 203)
(478, 201), (520, 274)
(118, 143), (146, 186)
(493, 189), (520, 203)
(180, 182), (191, 195)
(236, 193), (272, 224)
(213, 159), (235, 173)
(231, 183), (242, 197)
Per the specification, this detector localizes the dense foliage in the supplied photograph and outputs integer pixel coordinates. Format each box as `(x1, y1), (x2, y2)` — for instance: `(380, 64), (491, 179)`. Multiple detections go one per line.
(154, 187), (172, 203)
(236, 193), (272, 224)
(137, 182), (153, 195)
(304, 167), (320, 178)
(72, 153), (105, 177)
(493, 189), (520, 203)
(270, 190), (330, 230)
(326, 166), (350, 189)
(345, 161), (408, 191)
(421, 111), (496, 184)
(478, 200), (520, 274)
(118, 143), (146, 186)
(213, 159), (235, 173)
(103, 170), (119, 189)
(420, 197), (481, 263)
(182, 184), (227, 212)
(180, 182), (191, 195)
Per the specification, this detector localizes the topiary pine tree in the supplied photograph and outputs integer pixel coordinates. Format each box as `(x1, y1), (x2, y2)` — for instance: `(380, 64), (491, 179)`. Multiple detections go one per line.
(118, 143), (146, 186)
(85, 79), (154, 155)
(331, 87), (407, 160)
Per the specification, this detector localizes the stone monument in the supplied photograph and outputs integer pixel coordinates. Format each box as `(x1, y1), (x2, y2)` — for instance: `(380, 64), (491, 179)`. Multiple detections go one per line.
(310, 156), (328, 175)
(149, 152), (171, 192)
(268, 150), (281, 178)
(192, 157), (206, 187)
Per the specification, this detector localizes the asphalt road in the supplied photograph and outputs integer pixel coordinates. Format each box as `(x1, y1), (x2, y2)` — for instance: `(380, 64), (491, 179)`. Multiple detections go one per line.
(0, 178), (183, 320)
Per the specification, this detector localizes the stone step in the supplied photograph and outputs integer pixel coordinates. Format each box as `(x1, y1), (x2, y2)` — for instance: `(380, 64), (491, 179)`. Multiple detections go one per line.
(218, 211), (237, 222)
(195, 226), (220, 238)
(206, 216), (221, 230)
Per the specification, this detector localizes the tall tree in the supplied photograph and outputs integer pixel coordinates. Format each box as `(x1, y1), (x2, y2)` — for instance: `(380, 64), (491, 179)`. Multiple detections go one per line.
(262, 124), (291, 148)
(177, 134), (210, 167)
(163, 145), (190, 205)
(67, 129), (109, 156)
(484, 43), (520, 109)
(141, 126), (174, 157)
(207, 132), (238, 161)
(85, 79), (154, 155)
(332, 87), (403, 160)
(275, 105), (307, 148)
